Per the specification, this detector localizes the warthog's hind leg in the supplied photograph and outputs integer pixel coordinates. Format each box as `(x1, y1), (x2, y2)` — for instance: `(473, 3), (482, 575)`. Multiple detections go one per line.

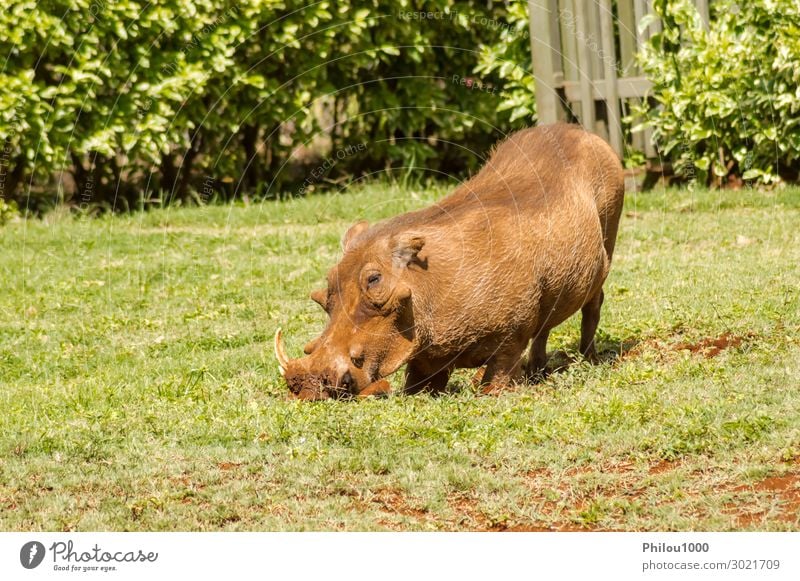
(525, 328), (550, 380)
(580, 289), (605, 362)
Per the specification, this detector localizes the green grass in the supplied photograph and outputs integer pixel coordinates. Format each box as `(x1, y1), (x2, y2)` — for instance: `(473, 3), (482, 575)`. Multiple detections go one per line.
(1, 184), (799, 531)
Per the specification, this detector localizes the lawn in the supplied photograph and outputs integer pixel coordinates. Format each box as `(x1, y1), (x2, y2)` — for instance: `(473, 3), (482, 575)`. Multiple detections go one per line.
(1, 183), (799, 531)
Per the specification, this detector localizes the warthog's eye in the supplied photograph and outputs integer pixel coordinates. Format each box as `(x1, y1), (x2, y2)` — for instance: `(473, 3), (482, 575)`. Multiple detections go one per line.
(367, 273), (382, 288)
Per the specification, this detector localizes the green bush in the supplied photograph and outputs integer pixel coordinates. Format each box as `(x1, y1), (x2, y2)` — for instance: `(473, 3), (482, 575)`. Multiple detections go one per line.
(0, 0), (337, 210)
(474, 0), (536, 126)
(317, 2), (534, 184)
(0, 0), (536, 212)
(636, 0), (800, 186)
(0, 198), (19, 225)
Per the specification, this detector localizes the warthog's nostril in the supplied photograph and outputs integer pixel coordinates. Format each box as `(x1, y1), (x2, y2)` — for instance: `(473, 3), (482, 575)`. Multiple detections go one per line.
(340, 370), (354, 392)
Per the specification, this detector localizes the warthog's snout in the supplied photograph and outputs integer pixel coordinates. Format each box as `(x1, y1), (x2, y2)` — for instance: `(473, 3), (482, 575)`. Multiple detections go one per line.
(274, 328), (391, 400)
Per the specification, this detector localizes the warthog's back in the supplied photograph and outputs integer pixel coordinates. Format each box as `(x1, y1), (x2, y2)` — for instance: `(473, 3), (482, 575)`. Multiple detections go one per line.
(448, 123), (623, 233)
(378, 124), (623, 252)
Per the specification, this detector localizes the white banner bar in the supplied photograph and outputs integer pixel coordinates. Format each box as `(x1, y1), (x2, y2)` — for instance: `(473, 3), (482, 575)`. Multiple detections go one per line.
(2, 532), (798, 580)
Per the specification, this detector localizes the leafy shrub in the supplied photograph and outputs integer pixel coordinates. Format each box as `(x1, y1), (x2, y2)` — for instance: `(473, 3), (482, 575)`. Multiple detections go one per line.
(636, 0), (800, 186)
(0, 0), (536, 212)
(0, 0), (331, 211)
(0, 199), (19, 225)
(300, 1), (517, 187)
(474, 0), (536, 126)
(317, 1), (536, 184)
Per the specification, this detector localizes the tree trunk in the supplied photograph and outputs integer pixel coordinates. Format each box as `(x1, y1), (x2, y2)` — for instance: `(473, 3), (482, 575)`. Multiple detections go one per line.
(1, 153), (26, 201)
(70, 152), (88, 198)
(241, 124), (261, 194)
(176, 130), (203, 203)
(160, 151), (177, 201)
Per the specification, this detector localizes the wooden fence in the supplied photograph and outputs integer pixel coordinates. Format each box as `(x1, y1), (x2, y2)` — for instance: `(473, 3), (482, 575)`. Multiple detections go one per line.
(527, 0), (710, 158)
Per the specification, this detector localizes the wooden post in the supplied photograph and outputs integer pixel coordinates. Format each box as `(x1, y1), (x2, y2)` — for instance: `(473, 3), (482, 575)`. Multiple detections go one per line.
(559, 0), (580, 88)
(619, 0), (645, 154)
(617, 0), (638, 76)
(528, 0), (560, 124)
(587, 0), (609, 141)
(633, 0), (656, 157)
(599, 0), (622, 157)
(548, 0), (563, 81)
(633, 0), (647, 43)
(695, 0), (710, 28)
(587, 0), (603, 82)
(572, 0), (596, 130)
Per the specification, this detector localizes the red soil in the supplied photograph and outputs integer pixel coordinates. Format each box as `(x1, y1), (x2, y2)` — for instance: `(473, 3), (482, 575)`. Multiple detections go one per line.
(673, 332), (750, 358)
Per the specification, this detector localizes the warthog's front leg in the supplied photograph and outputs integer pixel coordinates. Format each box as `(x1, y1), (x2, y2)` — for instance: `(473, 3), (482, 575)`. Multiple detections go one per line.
(403, 360), (451, 395)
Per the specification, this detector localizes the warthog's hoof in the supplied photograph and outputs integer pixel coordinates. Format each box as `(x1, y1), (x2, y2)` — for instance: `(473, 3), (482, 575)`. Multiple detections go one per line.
(357, 379), (392, 398)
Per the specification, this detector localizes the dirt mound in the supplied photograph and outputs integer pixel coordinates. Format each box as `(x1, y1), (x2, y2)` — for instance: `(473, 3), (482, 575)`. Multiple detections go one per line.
(623, 332), (754, 361)
(673, 332), (751, 358)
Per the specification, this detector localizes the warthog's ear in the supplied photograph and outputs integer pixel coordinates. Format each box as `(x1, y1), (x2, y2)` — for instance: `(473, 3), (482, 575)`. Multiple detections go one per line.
(392, 234), (426, 269)
(342, 220), (370, 252)
(310, 288), (328, 311)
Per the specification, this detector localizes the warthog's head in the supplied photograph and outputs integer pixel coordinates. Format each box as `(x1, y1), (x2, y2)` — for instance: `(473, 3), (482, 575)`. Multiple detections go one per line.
(275, 221), (425, 400)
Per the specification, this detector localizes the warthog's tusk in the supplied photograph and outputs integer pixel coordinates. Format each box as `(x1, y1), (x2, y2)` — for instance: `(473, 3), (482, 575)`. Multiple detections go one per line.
(274, 328), (290, 376)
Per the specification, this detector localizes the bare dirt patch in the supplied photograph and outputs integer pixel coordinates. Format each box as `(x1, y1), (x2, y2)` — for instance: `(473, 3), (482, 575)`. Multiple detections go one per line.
(726, 471), (800, 527)
(754, 474), (800, 514)
(369, 489), (429, 520)
(462, 462), (798, 531)
(649, 460), (680, 475)
(512, 460), (688, 530)
(445, 492), (586, 532)
(343, 487), (435, 530)
(344, 460), (795, 531)
(217, 462), (242, 471)
(448, 493), (488, 529)
(622, 332), (755, 361)
(673, 333), (751, 358)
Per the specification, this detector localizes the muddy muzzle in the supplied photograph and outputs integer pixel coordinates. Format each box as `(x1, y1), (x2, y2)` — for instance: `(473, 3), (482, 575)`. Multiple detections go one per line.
(274, 328), (391, 400)
(274, 328), (359, 400)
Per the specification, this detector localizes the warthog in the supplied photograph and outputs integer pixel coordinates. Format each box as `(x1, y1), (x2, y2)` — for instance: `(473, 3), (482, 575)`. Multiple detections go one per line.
(275, 123), (624, 399)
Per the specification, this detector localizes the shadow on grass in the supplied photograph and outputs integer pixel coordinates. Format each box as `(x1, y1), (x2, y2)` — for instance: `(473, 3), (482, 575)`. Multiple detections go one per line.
(532, 331), (643, 382)
(426, 332), (644, 396)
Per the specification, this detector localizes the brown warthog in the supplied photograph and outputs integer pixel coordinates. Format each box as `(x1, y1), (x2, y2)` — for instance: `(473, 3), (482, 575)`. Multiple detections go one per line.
(275, 123), (624, 399)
